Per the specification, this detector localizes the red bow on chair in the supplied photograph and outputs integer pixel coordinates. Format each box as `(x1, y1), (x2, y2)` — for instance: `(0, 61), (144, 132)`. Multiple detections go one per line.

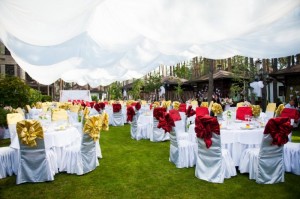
(99, 102), (105, 110)
(194, 115), (220, 148)
(126, 106), (135, 122)
(169, 109), (181, 121)
(179, 103), (187, 112)
(135, 102), (141, 111)
(112, 104), (122, 113)
(264, 117), (292, 146)
(280, 108), (299, 123)
(196, 107), (209, 117)
(157, 113), (175, 133)
(186, 105), (196, 118)
(153, 107), (167, 120)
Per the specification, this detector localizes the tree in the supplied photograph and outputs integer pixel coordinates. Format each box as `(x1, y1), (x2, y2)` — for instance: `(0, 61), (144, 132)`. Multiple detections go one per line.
(144, 72), (161, 101)
(128, 79), (144, 100)
(0, 75), (30, 108)
(28, 88), (43, 106)
(108, 81), (122, 100)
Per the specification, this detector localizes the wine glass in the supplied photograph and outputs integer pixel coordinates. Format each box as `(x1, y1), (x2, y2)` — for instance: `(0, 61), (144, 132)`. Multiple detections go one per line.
(244, 115), (250, 122)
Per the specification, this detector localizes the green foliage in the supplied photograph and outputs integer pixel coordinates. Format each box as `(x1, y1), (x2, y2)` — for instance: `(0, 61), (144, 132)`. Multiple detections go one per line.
(28, 88), (42, 106)
(41, 95), (52, 102)
(128, 79), (144, 100)
(108, 81), (122, 100)
(143, 72), (161, 93)
(91, 95), (99, 102)
(0, 107), (10, 127)
(173, 63), (192, 79)
(0, 75), (30, 108)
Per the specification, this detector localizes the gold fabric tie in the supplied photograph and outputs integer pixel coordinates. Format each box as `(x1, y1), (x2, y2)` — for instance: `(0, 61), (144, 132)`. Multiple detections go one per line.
(212, 103), (223, 115)
(83, 115), (102, 141)
(102, 112), (109, 131)
(16, 120), (44, 147)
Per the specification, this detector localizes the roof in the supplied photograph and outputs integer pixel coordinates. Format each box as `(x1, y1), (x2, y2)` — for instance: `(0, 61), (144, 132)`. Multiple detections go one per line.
(269, 64), (300, 76)
(189, 70), (236, 83)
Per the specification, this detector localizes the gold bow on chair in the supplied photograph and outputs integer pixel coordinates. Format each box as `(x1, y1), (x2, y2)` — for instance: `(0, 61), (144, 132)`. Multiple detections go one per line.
(102, 112), (109, 131)
(83, 107), (90, 119)
(83, 115), (102, 141)
(172, 101), (180, 110)
(16, 120), (44, 147)
(275, 104), (285, 117)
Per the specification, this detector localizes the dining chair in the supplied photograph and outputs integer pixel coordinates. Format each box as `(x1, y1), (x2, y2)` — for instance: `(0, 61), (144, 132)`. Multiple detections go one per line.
(194, 115), (236, 183)
(112, 104), (124, 126)
(169, 121), (197, 168)
(238, 117), (292, 184)
(6, 113), (24, 174)
(150, 117), (169, 142)
(16, 120), (57, 184)
(60, 115), (100, 175)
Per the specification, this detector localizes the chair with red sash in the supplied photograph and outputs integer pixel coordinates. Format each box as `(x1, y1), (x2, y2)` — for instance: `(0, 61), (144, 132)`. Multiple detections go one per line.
(194, 115), (236, 183)
(239, 117), (292, 184)
(111, 103), (124, 126)
(196, 107), (209, 117)
(150, 107), (169, 142)
(158, 113), (197, 168)
(280, 108), (299, 127)
(236, 106), (253, 121)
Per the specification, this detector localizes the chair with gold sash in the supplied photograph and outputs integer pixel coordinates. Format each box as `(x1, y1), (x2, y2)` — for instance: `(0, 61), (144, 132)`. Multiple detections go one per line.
(16, 120), (57, 184)
(60, 115), (101, 175)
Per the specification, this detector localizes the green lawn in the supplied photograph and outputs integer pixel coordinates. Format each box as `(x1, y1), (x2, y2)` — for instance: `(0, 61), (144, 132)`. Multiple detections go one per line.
(1, 125), (300, 199)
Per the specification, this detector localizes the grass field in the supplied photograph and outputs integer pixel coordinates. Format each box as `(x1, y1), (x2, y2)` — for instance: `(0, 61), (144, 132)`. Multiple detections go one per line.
(1, 125), (300, 199)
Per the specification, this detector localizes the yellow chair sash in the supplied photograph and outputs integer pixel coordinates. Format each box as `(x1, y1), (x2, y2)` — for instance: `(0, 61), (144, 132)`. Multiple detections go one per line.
(16, 120), (44, 147)
(102, 112), (109, 131)
(7, 113), (24, 125)
(236, 102), (244, 108)
(172, 101), (180, 110)
(266, 103), (276, 112)
(83, 115), (102, 141)
(191, 100), (198, 106)
(200, 102), (208, 107)
(275, 104), (285, 116)
(16, 107), (25, 116)
(25, 105), (31, 113)
(69, 105), (81, 113)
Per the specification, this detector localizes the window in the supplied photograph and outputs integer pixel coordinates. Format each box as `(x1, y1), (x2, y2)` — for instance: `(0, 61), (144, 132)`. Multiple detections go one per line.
(5, 65), (15, 76)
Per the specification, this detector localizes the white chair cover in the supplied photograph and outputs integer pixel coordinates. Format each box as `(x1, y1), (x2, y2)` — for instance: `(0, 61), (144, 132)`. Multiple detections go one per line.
(130, 112), (140, 140)
(16, 135), (57, 184)
(169, 126), (197, 168)
(60, 133), (99, 175)
(112, 111), (124, 126)
(239, 134), (286, 184)
(150, 118), (169, 142)
(284, 142), (300, 175)
(195, 133), (236, 183)
(0, 147), (16, 179)
(136, 114), (152, 140)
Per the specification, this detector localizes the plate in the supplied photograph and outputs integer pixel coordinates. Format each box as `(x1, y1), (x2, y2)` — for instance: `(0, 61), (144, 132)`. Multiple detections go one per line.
(240, 126), (255, 130)
(235, 120), (243, 123)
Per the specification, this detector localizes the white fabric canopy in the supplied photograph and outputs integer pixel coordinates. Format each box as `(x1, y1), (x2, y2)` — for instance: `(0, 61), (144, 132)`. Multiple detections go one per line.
(0, 0), (300, 87)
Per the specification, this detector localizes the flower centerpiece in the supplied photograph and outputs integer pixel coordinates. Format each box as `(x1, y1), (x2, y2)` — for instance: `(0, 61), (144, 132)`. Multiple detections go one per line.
(251, 105), (261, 118)
(211, 103), (223, 116)
(221, 98), (233, 105)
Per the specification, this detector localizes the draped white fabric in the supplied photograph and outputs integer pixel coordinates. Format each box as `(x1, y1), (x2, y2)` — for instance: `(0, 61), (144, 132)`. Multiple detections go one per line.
(1, 0), (300, 87)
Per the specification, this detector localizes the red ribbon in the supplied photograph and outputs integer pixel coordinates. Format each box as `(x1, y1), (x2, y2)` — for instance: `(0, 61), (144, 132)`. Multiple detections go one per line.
(194, 115), (220, 148)
(126, 106), (135, 122)
(264, 117), (292, 146)
(135, 102), (141, 111)
(157, 113), (175, 133)
(153, 107), (167, 120)
(186, 105), (196, 118)
(112, 103), (122, 113)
